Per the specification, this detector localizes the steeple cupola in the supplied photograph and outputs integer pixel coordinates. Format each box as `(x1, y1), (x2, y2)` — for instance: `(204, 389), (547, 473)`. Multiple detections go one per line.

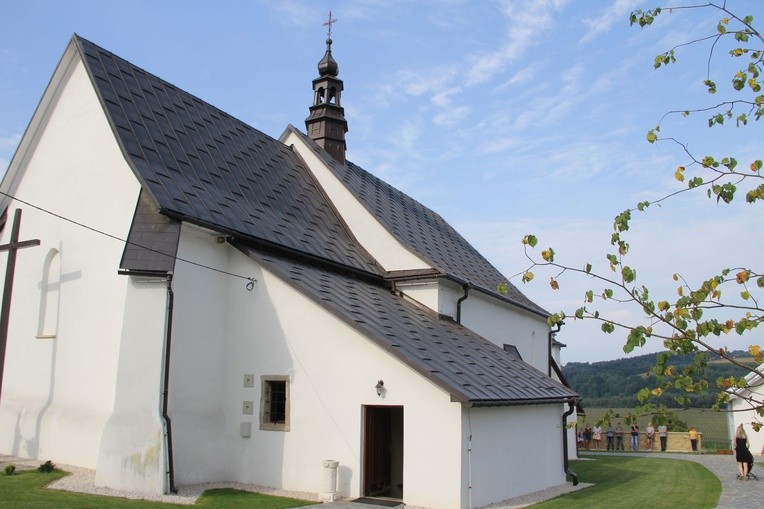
(305, 13), (348, 164)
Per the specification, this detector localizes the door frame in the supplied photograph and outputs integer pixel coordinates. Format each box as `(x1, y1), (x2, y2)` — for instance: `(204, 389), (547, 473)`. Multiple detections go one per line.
(362, 405), (403, 499)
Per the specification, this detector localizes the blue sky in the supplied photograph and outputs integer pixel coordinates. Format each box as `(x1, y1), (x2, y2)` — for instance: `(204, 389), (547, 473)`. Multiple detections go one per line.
(1, 0), (761, 362)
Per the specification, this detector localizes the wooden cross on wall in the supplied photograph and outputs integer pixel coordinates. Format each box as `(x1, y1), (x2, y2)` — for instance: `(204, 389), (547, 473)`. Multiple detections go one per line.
(0, 208), (40, 399)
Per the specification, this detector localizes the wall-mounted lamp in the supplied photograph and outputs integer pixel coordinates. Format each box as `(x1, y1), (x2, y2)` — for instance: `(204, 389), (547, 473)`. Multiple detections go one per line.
(375, 380), (384, 397)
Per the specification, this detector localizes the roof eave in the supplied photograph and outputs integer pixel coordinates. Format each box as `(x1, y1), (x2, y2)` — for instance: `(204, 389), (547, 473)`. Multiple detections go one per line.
(468, 395), (578, 408)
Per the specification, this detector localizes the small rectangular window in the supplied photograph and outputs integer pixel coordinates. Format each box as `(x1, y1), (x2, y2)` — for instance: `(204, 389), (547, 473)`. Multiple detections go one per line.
(260, 376), (290, 431)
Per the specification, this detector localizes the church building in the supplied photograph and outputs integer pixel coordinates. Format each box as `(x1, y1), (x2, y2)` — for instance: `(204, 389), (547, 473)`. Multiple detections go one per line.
(0, 33), (577, 509)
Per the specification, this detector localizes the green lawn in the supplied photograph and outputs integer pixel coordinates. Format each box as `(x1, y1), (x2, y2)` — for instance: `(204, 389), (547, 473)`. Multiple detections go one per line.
(0, 470), (314, 509)
(531, 455), (721, 508)
(2, 458), (723, 509)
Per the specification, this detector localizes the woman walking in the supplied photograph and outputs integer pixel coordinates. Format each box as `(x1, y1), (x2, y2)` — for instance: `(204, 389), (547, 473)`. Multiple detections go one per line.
(735, 424), (753, 480)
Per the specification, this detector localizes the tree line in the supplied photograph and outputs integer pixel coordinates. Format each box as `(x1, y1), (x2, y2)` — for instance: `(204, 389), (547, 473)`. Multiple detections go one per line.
(562, 350), (756, 408)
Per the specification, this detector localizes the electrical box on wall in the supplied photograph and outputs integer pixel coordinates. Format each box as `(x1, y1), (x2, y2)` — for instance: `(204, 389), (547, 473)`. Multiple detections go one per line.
(243, 401), (254, 415)
(243, 374), (254, 387)
(240, 422), (252, 438)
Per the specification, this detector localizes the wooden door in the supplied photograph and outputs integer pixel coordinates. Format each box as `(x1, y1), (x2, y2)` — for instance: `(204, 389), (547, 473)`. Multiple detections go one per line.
(364, 406), (392, 496)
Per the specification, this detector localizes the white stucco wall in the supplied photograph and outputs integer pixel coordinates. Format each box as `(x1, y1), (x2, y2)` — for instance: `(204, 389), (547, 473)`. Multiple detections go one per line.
(395, 280), (550, 374)
(281, 130), (430, 272)
(168, 230), (470, 508)
(465, 404), (567, 507)
(459, 290), (550, 373)
(95, 278), (169, 493)
(167, 225), (231, 483)
(728, 371), (764, 456)
(395, 280), (441, 313)
(0, 50), (143, 470)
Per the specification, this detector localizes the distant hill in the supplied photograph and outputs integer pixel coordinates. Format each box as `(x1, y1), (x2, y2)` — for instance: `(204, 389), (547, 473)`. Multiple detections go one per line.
(561, 350), (757, 408)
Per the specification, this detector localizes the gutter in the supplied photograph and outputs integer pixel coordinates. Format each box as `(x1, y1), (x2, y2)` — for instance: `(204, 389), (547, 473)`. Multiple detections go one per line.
(562, 400), (579, 485)
(468, 396), (575, 408)
(162, 277), (178, 493)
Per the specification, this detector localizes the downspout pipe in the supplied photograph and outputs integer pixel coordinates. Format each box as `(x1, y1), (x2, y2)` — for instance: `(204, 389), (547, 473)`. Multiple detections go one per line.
(563, 399), (579, 485)
(162, 277), (178, 493)
(456, 284), (470, 324)
(548, 322), (562, 377)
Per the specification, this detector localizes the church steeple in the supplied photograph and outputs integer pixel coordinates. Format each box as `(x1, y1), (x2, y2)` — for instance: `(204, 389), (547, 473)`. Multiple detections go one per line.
(305, 12), (348, 164)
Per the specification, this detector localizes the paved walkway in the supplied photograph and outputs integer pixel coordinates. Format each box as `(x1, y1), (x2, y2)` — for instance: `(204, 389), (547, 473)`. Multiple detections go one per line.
(585, 451), (764, 509)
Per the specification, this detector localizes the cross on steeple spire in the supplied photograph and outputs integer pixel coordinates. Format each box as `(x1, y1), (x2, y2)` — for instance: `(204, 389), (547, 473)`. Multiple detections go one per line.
(323, 11), (338, 38)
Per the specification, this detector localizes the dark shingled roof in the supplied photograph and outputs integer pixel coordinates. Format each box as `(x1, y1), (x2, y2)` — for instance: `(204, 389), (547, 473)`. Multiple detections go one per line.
(68, 35), (569, 405)
(120, 189), (181, 274)
(237, 243), (576, 405)
(284, 127), (547, 317)
(73, 35), (380, 276)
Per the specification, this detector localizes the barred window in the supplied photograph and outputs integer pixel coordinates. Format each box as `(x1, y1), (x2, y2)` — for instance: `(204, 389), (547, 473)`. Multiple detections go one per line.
(260, 376), (290, 431)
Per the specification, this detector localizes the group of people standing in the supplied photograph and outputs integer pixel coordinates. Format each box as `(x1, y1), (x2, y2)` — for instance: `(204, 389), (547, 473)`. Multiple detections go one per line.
(578, 421), (672, 451)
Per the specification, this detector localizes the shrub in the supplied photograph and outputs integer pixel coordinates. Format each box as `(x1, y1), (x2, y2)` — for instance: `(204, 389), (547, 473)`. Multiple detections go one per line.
(4, 464), (15, 475)
(37, 460), (55, 473)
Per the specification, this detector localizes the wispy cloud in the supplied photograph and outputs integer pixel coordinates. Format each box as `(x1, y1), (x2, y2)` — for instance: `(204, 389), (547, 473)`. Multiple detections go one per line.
(496, 61), (546, 90)
(465, 0), (567, 86)
(369, 1), (570, 130)
(433, 105), (471, 127)
(0, 134), (21, 148)
(256, 0), (320, 29)
(579, 0), (643, 44)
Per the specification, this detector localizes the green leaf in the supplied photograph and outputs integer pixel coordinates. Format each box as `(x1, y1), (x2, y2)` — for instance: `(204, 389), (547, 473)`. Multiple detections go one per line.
(622, 266), (636, 283)
(646, 130), (658, 143)
(522, 234), (538, 248)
